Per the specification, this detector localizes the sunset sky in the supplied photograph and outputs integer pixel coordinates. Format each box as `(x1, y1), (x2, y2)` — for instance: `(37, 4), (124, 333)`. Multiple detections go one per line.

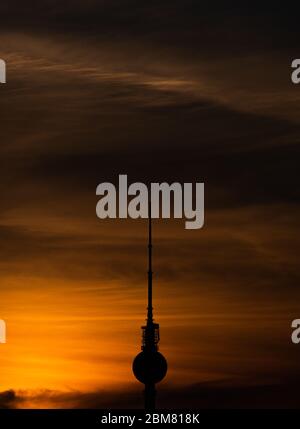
(0, 2), (300, 408)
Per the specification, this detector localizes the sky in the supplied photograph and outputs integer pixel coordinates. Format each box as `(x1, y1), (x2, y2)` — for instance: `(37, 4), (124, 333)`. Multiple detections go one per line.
(0, 1), (300, 408)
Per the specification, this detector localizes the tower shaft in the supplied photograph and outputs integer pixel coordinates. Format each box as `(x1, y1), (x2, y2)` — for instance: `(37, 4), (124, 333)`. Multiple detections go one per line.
(144, 383), (156, 410)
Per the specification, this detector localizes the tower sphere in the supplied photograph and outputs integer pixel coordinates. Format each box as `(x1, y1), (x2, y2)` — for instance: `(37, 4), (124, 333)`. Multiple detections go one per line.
(133, 351), (167, 385)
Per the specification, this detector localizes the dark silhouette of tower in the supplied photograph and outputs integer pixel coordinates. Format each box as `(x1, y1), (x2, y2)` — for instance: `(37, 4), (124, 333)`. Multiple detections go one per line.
(132, 201), (168, 409)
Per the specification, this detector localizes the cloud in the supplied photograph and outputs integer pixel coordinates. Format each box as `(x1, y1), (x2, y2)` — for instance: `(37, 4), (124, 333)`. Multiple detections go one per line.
(2, 374), (300, 409)
(0, 390), (18, 409)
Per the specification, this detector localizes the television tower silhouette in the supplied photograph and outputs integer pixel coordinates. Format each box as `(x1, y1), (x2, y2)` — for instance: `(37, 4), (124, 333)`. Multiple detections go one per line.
(132, 200), (168, 409)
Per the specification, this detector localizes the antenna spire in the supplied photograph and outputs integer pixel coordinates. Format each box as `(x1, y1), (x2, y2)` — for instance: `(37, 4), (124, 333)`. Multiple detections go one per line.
(147, 199), (153, 323)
